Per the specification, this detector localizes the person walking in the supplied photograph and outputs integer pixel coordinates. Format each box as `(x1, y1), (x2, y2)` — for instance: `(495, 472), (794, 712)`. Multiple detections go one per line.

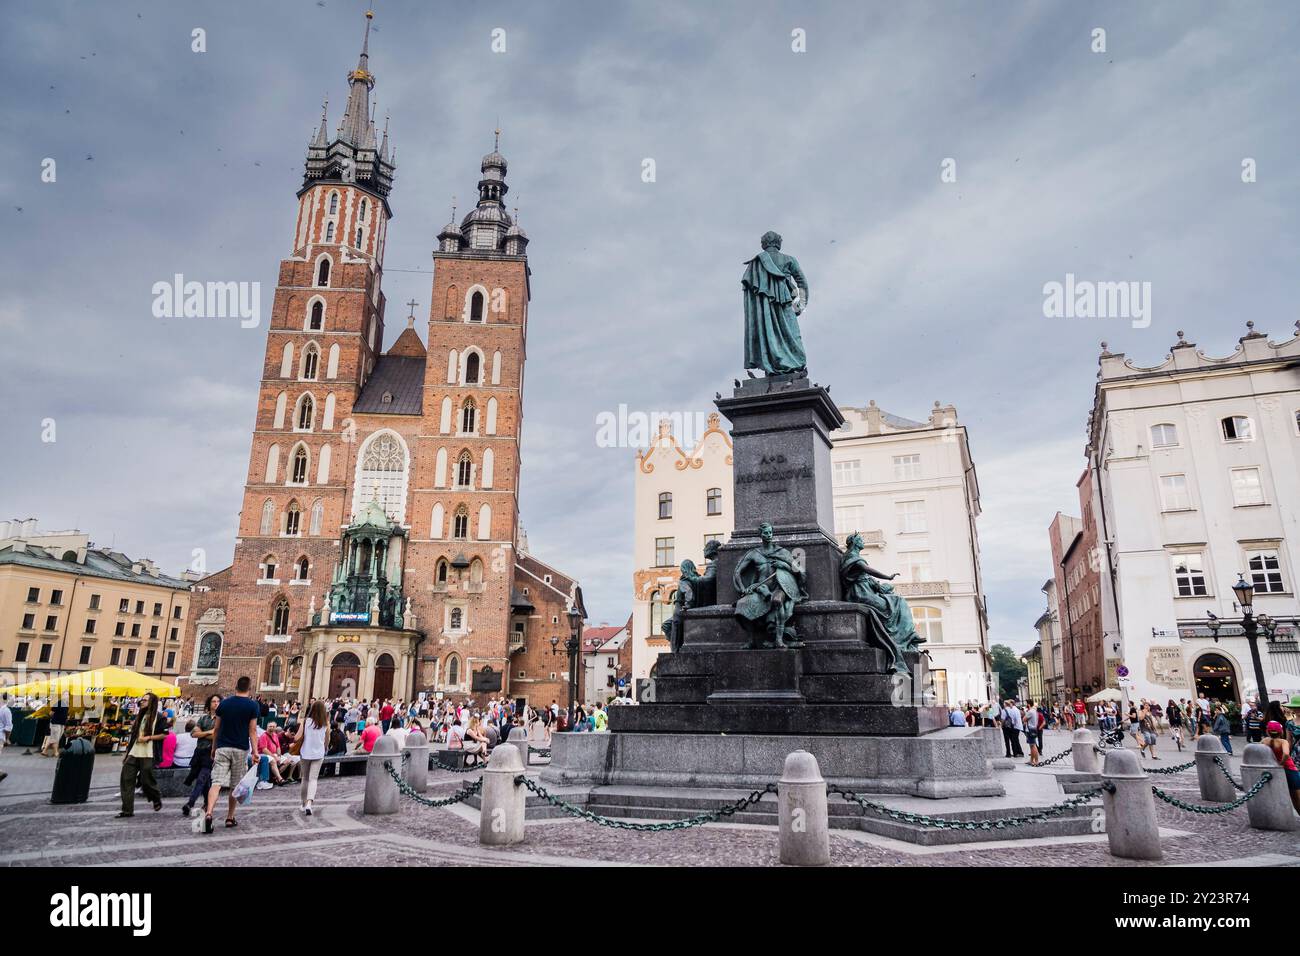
(1212, 706), (1233, 755)
(181, 694), (220, 818)
(40, 700), (69, 756)
(1139, 704), (1160, 760)
(1000, 699), (1024, 758)
(1244, 702), (1265, 744)
(293, 699), (329, 816)
(203, 676), (261, 834)
(117, 693), (167, 818)
(1023, 699), (1042, 766)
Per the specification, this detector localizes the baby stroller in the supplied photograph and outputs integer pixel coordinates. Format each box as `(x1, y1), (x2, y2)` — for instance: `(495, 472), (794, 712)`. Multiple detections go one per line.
(1096, 725), (1126, 752)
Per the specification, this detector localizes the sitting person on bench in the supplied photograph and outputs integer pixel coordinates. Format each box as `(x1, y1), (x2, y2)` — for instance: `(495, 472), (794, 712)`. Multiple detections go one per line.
(463, 716), (490, 765)
(326, 720), (347, 756)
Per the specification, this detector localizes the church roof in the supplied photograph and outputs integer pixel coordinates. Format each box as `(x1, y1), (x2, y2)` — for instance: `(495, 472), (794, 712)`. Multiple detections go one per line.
(387, 326), (426, 358)
(352, 355), (424, 415)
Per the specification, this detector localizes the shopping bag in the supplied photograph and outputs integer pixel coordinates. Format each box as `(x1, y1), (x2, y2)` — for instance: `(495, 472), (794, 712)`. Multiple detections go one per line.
(232, 762), (259, 805)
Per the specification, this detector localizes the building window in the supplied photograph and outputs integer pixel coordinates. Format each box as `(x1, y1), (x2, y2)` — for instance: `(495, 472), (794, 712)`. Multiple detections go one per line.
(301, 347), (319, 382)
(460, 399), (477, 434)
(1159, 474), (1191, 511)
(84, 619), (96, 635)
(465, 352), (480, 384)
(706, 488), (722, 516)
(262, 556), (278, 581)
(352, 431), (409, 524)
(125, 649), (137, 667)
(135, 600), (144, 615)
(114, 622), (125, 637)
(39, 644), (53, 664)
(658, 492), (673, 520)
(436, 559), (449, 584)
(355, 226), (364, 247)
(309, 301), (323, 330)
(328, 192), (338, 215)
(469, 291), (484, 323)
(295, 557), (309, 581)
(261, 499), (275, 535)
(131, 623), (140, 638)
(173, 605), (182, 619)
(1230, 467), (1264, 506)
(450, 509), (468, 540)
(295, 394), (315, 430)
(119, 597), (130, 613)
(285, 502), (301, 537)
(153, 603), (162, 616)
(359, 198), (367, 219)
(79, 646), (92, 665)
(15, 642), (29, 663)
(166, 652), (176, 669)
(309, 499), (324, 536)
(144, 650), (155, 669)
(325, 221), (335, 242)
(703, 533), (725, 551)
(449, 607), (463, 630)
(315, 258), (330, 287)
(649, 590), (666, 636)
(899, 551), (932, 582)
(272, 599), (290, 635)
(896, 500), (927, 534)
(291, 448), (309, 484)
(1247, 551), (1285, 594)
(110, 648), (121, 665)
(1150, 423), (1178, 448)
(268, 656), (283, 686)
(149, 625), (158, 640)
(170, 628), (177, 641)
(655, 537), (675, 567)
(893, 454), (921, 480)
(834, 505), (864, 536)
(456, 452), (473, 488)
(44, 615), (57, 631)
(89, 594), (100, 610)
(26, 586), (39, 603)
(21, 613), (34, 630)
(833, 460), (862, 487)
(1172, 553), (1208, 597)
(446, 655), (462, 686)
(50, 589), (63, 606)
(1221, 415), (1254, 442)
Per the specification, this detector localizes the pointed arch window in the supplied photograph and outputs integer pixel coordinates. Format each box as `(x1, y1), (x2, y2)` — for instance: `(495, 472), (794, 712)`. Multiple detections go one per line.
(460, 399), (477, 434)
(296, 395), (314, 431)
(301, 345), (319, 381)
(268, 655), (284, 686)
(309, 498), (324, 536)
(351, 431), (409, 524)
(260, 499), (275, 536)
(359, 198), (367, 220)
(325, 221), (335, 242)
(436, 558), (449, 584)
(355, 226), (364, 247)
(453, 508), (469, 540)
(328, 192), (339, 215)
(291, 447), (309, 484)
(272, 599), (290, 635)
(295, 556), (310, 581)
(465, 351), (480, 384)
(261, 555), (278, 581)
(309, 301), (324, 330)
(456, 452), (473, 488)
(315, 258), (330, 287)
(469, 291), (485, 323)
(469, 558), (484, 585)
(447, 654), (461, 687)
(284, 501), (302, 536)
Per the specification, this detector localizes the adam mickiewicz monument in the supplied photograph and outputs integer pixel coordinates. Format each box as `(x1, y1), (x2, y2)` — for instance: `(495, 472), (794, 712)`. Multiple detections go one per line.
(544, 232), (1002, 801)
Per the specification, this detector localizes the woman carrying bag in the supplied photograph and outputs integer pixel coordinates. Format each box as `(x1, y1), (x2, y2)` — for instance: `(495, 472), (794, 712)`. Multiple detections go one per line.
(292, 699), (329, 815)
(118, 692), (167, 818)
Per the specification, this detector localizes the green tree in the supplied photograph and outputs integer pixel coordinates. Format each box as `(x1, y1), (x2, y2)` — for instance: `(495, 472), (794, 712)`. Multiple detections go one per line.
(988, 644), (1027, 700)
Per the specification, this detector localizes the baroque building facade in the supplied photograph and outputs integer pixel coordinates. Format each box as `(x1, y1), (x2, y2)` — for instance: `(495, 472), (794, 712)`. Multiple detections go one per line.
(183, 15), (582, 707)
(1087, 325), (1300, 705)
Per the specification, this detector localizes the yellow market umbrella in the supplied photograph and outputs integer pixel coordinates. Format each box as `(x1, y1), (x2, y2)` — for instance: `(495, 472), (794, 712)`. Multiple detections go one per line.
(2, 666), (180, 702)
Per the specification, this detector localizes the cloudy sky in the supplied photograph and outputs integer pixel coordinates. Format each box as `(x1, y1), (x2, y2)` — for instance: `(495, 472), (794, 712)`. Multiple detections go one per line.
(2, 1), (1297, 652)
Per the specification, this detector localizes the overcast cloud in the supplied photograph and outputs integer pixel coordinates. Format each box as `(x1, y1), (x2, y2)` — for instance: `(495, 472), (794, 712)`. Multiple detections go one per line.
(2, 1), (1297, 652)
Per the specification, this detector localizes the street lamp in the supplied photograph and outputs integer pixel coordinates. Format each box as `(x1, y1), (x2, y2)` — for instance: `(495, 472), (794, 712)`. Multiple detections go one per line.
(1205, 611), (1221, 643)
(565, 607), (584, 727)
(1231, 572), (1272, 708)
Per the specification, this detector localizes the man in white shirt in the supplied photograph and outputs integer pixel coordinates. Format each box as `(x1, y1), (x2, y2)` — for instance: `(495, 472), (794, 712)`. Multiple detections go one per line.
(0, 694), (13, 783)
(172, 720), (199, 768)
(1000, 699), (1025, 758)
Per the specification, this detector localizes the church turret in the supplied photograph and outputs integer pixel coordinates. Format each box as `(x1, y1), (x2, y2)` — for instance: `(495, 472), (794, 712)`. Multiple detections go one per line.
(459, 129), (514, 252)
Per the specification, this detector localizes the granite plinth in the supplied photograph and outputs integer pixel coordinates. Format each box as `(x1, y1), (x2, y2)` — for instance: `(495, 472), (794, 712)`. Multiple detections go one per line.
(542, 727), (1003, 799)
(609, 702), (947, 736)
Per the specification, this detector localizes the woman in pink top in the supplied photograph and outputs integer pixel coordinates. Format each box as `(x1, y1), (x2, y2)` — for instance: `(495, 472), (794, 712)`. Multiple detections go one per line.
(157, 726), (178, 769)
(359, 717), (382, 753)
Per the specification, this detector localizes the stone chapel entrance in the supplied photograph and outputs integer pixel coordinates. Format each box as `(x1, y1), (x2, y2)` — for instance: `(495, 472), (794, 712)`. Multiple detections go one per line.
(373, 653), (396, 700)
(329, 651), (361, 699)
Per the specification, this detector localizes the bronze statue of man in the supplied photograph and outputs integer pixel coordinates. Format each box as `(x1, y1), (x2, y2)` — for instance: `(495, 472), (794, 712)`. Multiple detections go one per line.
(741, 231), (809, 376)
(733, 522), (807, 648)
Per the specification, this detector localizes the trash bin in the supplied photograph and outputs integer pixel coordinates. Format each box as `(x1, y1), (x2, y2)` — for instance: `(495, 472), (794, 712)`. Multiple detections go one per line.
(50, 737), (95, 805)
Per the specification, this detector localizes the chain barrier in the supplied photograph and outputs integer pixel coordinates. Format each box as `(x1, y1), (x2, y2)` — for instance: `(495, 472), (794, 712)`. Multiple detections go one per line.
(383, 761), (484, 807)
(1151, 772), (1269, 814)
(1035, 748), (1073, 767)
(1212, 755), (1246, 791)
(514, 775), (777, 831)
(528, 747), (552, 759)
(827, 783), (1102, 831)
(1143, 759), (1196, 775)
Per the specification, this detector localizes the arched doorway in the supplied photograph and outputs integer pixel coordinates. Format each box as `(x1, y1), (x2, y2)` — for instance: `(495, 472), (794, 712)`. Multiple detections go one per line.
(329, 652), (361, 699)
(374, 652), (396, 701)
(1193, 653), (1239, 706)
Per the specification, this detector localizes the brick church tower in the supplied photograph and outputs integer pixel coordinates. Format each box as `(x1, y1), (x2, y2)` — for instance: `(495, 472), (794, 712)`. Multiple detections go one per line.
(183, 14), (584, 708)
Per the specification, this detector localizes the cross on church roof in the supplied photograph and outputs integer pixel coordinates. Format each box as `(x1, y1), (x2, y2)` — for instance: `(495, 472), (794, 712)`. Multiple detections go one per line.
(405, 298), (418, 329)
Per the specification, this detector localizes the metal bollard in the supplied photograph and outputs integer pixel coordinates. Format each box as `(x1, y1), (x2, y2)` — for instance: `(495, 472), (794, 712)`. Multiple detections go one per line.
(778, 750), (829, 866)
(480, 744), (527, 846)
(363, 735), (401, 815)
(1239, 743), (1299, 832)
(1194, 734), (1236, 802)
(404, 729), (429, 793)
(1101, 748), (1161, 861)
(1071, 728), (1099, 774)
(506, 726), (531, 770)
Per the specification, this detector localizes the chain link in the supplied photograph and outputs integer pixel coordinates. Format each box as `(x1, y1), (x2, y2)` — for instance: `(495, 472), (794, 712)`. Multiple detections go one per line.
(528, 747), (552, 759)
(1143, 759), (1196, 775)
(514, 775), (777, 831)
(827, 783), (1102, 831)
(1151, 772), (1270, 814)
(1212, 755), (1246, 791)
(383, 761), (484, 807)
(1035, 748), (1073, 767)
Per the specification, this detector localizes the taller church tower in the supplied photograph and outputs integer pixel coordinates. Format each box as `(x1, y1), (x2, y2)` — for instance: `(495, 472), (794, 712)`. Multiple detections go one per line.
(211, 12), (398, 692)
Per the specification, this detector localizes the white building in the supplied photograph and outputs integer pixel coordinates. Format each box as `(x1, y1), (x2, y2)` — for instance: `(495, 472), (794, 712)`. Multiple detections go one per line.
(630, 415), (734, 688)
(582, 620), (631, 703)
(830, 401), (990, 706)
(1087, 324), (1300, 705)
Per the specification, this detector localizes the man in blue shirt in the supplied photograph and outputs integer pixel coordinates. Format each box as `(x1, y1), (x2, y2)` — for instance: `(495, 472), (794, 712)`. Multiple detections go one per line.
(203, 676), (261, 834)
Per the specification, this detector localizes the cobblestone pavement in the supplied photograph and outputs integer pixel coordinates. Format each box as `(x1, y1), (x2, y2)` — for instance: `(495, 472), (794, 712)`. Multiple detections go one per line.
(1, 754), (1297, 867)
